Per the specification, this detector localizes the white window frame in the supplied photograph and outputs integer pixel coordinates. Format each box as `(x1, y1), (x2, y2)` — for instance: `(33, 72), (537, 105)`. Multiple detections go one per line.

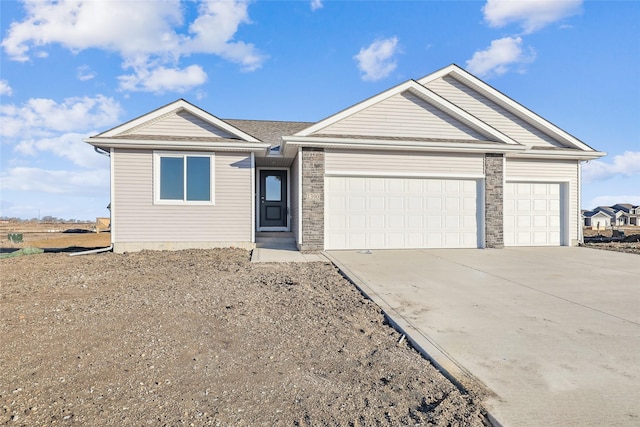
(153, 151), (215, 205)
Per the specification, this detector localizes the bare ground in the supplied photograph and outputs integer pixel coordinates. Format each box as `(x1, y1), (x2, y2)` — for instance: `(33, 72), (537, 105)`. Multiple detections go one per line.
(0, 249), (487, 426)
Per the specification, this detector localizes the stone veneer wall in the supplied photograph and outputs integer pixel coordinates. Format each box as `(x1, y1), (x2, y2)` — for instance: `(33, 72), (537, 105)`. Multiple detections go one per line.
(300, 148), (325, 252)
(484, 153), (504, 248)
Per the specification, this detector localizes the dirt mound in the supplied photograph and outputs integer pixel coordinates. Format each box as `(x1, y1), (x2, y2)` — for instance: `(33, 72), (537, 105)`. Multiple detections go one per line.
(1, 249), (487, 426)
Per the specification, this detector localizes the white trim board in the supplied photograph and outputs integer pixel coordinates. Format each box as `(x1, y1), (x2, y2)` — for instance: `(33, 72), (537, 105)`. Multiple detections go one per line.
(325, 170), (485, 179)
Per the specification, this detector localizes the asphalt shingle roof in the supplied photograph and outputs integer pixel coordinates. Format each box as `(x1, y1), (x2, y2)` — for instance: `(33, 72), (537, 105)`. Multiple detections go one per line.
(224, 119), (312, 146)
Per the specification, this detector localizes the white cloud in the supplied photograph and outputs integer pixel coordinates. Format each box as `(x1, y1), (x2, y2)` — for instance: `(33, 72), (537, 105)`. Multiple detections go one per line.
(77, 65), (96, 81)
(15, 132), (108, 169)
(0, 80), (12, 96)
(0, 167), (109, 195)
(582, 151), (640, 183)
(1, 0), (184, 61)
(354, 37), (399, 82)
(0, 95), (123, 138)
(2, 0), (266, 93)
(483, 0), (583, 34)
(118, 64), (208, 94)
(466, 36), (535, 78)
(311, 0), (323, 11)
(182, 0), (267, 72)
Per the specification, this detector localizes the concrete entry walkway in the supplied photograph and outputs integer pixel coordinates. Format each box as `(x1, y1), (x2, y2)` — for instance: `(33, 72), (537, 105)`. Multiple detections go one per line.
(326, 247), (640, 427)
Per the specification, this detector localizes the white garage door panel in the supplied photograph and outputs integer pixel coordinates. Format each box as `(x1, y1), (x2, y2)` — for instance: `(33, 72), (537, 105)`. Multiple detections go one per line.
(325, 177), (479, 250)
(504, 182), (562, 246)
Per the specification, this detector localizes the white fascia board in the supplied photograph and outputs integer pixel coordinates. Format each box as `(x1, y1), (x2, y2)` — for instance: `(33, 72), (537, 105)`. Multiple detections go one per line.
(282, 136), (527, 154)
(99, 99), (261, 142)
(416, 64), (461, 85)
(506, 149), (607, 160)
(84, 137), (270, 153)
(325, 170), (485, 179)
(590, 211), (613, 219)
(420, 66), (597, 152)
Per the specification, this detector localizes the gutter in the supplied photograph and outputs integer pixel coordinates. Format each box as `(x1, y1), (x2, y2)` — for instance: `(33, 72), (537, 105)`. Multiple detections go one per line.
(84, 137), (271, 153)
(281, 136), (527, 157)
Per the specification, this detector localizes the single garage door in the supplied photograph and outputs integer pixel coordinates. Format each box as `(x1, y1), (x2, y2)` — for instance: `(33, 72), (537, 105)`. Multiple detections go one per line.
(504, 182), (562, 246)
(325, 176), (479, 250)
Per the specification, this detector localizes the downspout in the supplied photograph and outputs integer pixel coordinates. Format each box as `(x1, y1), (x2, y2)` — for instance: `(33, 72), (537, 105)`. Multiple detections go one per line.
(578, 160), (584, 245)
(69, 245), (113, 256)
(92, 145), (114, 251)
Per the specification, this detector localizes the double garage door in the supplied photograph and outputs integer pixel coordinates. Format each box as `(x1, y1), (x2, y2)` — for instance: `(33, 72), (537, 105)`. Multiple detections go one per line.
(325, 176), (480, 250)
(325, 177), (564, 250)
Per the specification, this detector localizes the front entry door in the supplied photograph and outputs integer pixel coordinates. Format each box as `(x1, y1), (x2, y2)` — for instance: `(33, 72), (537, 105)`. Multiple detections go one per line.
(259, 170), (288, 229)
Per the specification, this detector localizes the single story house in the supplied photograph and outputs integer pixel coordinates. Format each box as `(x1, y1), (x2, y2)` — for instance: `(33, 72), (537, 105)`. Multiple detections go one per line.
(85, 64), (605, 253)
(583, 204), (640, 228)
(611, 204), (640, 226)
(583, 210), (613, 230)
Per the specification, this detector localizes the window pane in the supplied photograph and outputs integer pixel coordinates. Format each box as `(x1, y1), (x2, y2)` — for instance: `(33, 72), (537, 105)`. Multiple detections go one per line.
(160, 157), (184, 200)
(265, 175), (282, 201)
(186, 156), (211, 201)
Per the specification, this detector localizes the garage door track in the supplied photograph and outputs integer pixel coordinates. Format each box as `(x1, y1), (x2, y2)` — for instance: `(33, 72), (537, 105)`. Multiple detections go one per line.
(326, 247), (640, 427)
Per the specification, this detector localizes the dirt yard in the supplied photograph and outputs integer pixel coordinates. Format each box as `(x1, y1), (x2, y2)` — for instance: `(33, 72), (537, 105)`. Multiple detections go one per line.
(0, 249), (487, 426)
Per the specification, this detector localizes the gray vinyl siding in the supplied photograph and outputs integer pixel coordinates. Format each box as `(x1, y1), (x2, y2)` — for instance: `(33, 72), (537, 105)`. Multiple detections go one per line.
(506, 158), (580, 243)
(317, 92), (486, 140)
(290, 152), (300, 243)
(426, 77), (563, 148)
(112, 148), (252, 243)
(325, 149), (484, 176)
(130, 111), (235, 138)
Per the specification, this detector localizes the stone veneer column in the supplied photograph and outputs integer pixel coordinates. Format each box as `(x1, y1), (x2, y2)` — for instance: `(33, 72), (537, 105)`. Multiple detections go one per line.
(484, 153), (504, 248)
(300, 148), (325, 252)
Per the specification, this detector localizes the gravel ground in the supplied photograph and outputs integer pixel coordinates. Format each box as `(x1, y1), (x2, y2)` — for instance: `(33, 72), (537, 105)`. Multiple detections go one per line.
(1, 249), (487, 426)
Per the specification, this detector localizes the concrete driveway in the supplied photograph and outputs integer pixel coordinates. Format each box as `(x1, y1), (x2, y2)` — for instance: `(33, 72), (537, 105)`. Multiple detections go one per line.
(326, 247), (640, 427)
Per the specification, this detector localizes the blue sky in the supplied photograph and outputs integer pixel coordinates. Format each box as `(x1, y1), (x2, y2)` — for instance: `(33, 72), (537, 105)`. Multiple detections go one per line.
(1, 0), (638, 220)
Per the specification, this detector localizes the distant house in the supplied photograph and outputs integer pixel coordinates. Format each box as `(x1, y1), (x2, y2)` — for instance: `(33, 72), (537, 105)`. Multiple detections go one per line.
(583, 210), (613, 230)
(612, 204), (640, 226)
(582, 204), (640, 228)
(85, 64), (605, 253)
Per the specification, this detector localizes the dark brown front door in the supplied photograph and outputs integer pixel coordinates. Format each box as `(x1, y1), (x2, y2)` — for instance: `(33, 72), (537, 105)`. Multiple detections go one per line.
(259, 170), (287, 228)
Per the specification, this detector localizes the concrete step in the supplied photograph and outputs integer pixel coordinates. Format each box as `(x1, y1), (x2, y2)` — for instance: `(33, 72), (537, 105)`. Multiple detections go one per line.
(256, 231), (294, 238)
(255, 232), (296, 249)
(255, 242), (297, 249)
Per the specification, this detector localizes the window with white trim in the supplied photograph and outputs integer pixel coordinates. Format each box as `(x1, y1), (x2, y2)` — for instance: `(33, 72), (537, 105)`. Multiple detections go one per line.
(154, 152), (215, 204)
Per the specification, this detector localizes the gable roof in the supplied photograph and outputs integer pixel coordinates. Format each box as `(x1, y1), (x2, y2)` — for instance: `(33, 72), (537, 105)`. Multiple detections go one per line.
(85, 65), (606, 161)
(86, 99), (272, 153)
(284, 64), (605, 160)
(612, 203), (636, 212)
(584, 210), (613, 219)
(417, 64), (596, 152)
(97, 99), (261, 142)
(294, 79), (520, 145)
